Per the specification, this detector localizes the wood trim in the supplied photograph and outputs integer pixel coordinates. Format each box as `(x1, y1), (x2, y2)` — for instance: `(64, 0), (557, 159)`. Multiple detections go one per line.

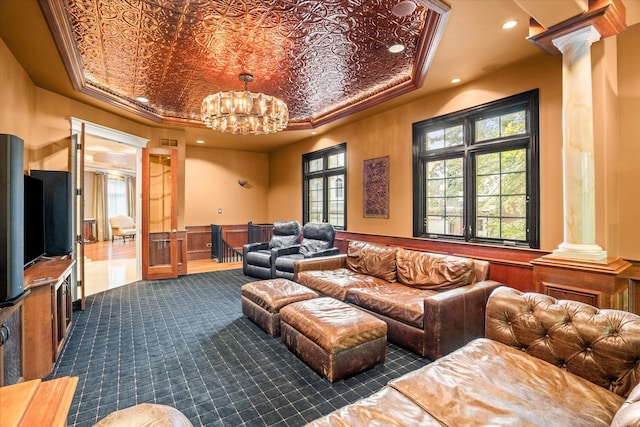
(527, 0), (627, 54)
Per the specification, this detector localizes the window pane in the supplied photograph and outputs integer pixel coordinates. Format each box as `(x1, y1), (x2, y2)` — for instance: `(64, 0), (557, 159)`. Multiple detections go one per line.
(308, 158), (323, 173)
(308, 177), (323, 222)
(327, 153), (344, 169)
(426, 158), (463, 236)
(445, 125), (464, 147)
(107, 178), (128, 218)
(502, 218), (526, 240)
(476, 148), (527, 241)
(500, 111), (527, 137)
(477, 110), (527, 142)
(501, 171), (526, 194)
(327, 175), (345, 228)
(426, 129), (444, 150)
(476, 117), (499, 141)
(426, 125), (463, 151)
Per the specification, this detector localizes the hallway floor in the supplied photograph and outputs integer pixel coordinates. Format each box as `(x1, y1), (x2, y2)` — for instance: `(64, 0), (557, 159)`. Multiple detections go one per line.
(83, 240), (241, 296)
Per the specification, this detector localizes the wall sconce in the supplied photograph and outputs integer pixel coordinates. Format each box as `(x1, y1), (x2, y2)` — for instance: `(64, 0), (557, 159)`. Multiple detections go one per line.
(238, 180), (247, 187)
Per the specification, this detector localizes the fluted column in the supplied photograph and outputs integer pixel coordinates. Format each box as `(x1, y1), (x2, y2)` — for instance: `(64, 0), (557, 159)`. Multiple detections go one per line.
(551, 25), (607, 262)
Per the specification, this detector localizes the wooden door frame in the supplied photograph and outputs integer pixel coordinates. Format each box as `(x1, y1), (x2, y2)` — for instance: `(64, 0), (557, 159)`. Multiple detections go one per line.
(141, 147), (179, 280)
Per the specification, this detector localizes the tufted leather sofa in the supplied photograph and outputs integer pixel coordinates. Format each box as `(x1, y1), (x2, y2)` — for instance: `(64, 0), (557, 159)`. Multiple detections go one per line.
(294, 240), (501, 359)
(307, 286), (640, 427)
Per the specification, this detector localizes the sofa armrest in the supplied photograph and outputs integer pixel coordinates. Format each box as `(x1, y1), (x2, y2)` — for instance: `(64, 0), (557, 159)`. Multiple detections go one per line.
(423, 280), (502, 360)
(243, 242), (269, 254)
(293, 254), (347, 281)
(273, 245), (301, 256)
(305, 247), (340, 259)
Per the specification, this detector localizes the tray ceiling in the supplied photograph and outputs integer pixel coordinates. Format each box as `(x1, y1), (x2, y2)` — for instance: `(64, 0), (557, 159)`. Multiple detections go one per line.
(40, 0), (450, 130)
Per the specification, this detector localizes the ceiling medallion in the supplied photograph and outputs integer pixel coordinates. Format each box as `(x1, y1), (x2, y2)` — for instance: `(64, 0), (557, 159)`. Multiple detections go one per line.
(201, 73), (289, 135)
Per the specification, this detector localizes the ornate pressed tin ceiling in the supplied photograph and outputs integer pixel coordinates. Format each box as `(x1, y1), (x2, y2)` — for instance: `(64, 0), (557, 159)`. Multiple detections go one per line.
(39, 0), (449, 130)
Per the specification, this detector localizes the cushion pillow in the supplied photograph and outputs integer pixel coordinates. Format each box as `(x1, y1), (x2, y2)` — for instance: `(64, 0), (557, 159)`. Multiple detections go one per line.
(300, 238), (330, 256)
(396, 248), (475, 290)
(346, 241), (397, 282)
(269, 234), (299, 249)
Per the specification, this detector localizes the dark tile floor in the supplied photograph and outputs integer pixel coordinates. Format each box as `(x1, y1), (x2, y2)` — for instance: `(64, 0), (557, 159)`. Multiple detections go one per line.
(50, 269), (428, 426)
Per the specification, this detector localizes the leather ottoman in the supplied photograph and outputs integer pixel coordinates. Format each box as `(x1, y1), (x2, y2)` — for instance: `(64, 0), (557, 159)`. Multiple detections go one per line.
(280, 297), (387, 382)
(241, 278), (319, 336)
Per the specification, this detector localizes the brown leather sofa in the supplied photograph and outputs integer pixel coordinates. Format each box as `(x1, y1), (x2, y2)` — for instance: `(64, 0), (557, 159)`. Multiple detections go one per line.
(307, 286), (640, 427)
(294, 240), (501, 360)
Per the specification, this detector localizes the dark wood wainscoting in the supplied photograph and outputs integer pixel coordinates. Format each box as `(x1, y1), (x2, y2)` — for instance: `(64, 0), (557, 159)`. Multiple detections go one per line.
(187, 224), (250, 261)
(186, 226), (212, 261)
(335, 232), (548, 292)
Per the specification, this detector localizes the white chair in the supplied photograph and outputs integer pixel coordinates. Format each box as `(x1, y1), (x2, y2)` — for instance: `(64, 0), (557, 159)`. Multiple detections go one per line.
(109, 215), (136, 242)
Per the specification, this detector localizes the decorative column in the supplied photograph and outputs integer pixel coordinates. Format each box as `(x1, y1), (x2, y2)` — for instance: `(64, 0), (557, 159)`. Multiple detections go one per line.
(550, 25), (607, 262)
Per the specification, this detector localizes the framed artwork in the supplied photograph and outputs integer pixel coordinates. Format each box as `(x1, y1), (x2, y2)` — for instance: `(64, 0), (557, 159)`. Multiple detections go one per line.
(363, 156), (389, 218)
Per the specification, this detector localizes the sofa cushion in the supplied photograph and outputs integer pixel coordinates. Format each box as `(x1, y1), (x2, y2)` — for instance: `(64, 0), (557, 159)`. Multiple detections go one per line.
(346, 241), (398, 282)
(389, 338), (624, 427)
(611, 383), (640, 427)
(396, 248), (475, 290)
(346, 283), (436, 328)
(305, 386), (442, 427)
(297, 268), (387, 300)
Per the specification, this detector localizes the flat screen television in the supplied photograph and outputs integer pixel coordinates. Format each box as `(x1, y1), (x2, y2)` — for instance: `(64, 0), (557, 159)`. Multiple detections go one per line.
(24, 174), (45, 267)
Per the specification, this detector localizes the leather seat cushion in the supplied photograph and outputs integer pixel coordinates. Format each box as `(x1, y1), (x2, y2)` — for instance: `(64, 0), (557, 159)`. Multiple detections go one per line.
(280, 297), (387, 353)
(346, 283), (436, 328)
(346, 241), (398, 282)
(241, 279), (318, 313)
(389, 338), (624, 427)
(244, 250), (272, 268)
(305, 386), (442, 427)
(297, 268), (388, 300)
(396, 248), (475, 290)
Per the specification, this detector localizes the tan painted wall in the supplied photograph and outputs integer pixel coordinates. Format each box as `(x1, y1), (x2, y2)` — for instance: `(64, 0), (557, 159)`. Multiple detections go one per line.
(616, 23), (640, 259)
(184, 146), (269, 226)
(269, 52), (566, 251)
(268, 24), (640, 260)
(2, 20), (639, 260)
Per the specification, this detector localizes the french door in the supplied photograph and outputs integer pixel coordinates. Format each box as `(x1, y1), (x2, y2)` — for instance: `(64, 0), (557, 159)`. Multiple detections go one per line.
(142, 147), (179, 280)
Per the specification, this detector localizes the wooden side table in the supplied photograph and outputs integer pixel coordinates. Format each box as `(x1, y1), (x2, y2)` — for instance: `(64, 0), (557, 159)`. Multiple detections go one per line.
(83, 218), (96, 243)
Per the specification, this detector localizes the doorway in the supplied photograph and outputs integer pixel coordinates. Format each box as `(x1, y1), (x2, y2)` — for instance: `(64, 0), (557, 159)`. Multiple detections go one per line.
(70, 118), (148, 301)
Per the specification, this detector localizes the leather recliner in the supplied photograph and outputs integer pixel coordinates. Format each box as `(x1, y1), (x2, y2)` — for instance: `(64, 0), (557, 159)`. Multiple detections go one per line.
(274, 222), (339, 280)
(242, 221), (301, 279)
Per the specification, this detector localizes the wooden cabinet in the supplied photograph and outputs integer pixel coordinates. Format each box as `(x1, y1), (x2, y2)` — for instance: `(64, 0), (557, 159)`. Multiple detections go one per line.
(531, 255), (631, 309)
(23, 258), (75, 380)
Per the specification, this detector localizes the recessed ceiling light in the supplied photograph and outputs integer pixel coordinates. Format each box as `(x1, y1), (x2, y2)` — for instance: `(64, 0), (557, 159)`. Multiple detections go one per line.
(389, 44), (405, 53)
(196, 140), (205, 144)
(451, 78), (461, 84)
(136, 96), (149, 103)
(502, 20), (517, 30)
(392, 1), (417, 17)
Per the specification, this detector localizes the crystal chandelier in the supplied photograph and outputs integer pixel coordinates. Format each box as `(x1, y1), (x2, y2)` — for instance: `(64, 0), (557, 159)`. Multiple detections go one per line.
(201, 73), (289, 135)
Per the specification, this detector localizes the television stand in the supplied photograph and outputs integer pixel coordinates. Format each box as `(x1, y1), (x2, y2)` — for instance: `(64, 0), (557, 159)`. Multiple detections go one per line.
(23, 257), (75, 380)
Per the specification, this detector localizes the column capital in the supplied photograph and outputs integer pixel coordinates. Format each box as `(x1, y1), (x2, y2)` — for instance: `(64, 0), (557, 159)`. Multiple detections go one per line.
(552, 25), (601, 53)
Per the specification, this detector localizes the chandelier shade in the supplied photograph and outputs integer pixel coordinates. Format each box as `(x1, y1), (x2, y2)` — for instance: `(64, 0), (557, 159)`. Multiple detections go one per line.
(201, 74), (289, 135)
